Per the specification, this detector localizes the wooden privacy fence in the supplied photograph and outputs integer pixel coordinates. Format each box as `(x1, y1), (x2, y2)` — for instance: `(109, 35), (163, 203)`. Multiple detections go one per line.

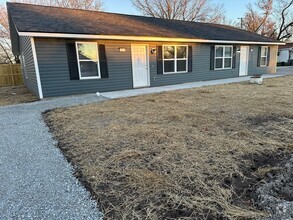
(0, 64), (23, 87)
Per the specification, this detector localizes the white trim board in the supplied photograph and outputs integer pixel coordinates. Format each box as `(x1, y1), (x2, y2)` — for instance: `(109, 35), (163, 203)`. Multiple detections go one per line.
(162, 45), (188, 74)
(19, 32), (285, 45)
(75, 41), (101, 80)
(30, 37), (43, 99)
(214, 45), (233, 70)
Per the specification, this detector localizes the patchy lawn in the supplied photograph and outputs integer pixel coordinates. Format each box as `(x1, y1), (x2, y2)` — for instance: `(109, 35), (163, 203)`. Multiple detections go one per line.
(0, 86), (38, 107)
(44, 76), (293, 219)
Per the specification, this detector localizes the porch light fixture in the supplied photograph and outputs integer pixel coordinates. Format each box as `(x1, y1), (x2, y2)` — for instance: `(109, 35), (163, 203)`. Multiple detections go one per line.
(151, 48), (157, 54)
(119, 48), (126, 52)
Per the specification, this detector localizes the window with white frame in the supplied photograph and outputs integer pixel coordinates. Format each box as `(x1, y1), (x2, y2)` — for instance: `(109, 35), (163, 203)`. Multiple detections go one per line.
(260, 46), (268, 66)
(76, 42), (100, 79)
(163, 45), (188, 73)
(215, 46), (233, 70)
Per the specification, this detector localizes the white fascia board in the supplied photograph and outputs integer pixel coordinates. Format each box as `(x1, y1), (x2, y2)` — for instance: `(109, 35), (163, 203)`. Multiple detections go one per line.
(18, 32), (286, 45)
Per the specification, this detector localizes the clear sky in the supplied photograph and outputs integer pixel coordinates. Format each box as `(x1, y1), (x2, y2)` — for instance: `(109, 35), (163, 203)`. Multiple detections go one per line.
(103, 0), (256, 21)
(1, 0), (256, 21)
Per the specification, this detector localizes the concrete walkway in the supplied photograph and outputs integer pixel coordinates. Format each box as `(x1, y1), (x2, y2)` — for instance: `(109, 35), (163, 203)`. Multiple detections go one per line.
(101, 74), (284, 99)
(276, 66), (293, 75)
(0, 94), (107, 220)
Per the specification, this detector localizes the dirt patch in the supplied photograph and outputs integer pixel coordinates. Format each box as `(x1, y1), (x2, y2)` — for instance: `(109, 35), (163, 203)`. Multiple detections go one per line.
(44, 76), (293, 219)
(0, 86), (38, 106)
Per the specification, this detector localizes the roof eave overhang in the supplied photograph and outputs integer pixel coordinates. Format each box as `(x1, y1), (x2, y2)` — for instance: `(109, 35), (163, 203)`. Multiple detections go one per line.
(18, 32), (286, 45)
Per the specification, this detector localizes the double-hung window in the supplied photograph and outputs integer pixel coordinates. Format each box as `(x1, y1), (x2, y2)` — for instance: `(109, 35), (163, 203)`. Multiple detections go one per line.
(215, 46), (233, 70)
(76, 42), (100, 79)
(260, 46), (268, 66)
(163, 45), (188, 74)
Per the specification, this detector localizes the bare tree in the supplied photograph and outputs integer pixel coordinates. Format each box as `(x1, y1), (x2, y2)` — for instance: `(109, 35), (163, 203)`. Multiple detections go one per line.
(243, 0), (275, 37)
(53, 0), (103, 10)
(0, 0), (103, 64)
(131, 0), (225, 23)
(0, 4), (15, 63)
(243, 0), (293, 41)
(273, 0), (293, 41)
(221, 17), (239, 27)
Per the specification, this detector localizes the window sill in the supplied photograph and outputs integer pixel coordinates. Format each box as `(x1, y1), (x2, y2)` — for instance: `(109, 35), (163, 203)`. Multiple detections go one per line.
(163, 71), (188, 75)
(214, 67), (233, 71)
(80, 76), (101, 80)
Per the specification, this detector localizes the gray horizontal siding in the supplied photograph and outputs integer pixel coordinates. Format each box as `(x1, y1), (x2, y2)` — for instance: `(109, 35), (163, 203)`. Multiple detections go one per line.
(34, 39), (277, 98)
(151, 44), (276, 87)
(151, 43), (239, 87)
(35, 39), (133, 97)
(248, 45), (267, 75)
(248, 45), (277, 75)
(8, 12), (19, 56)
(19, 36), (39, 97)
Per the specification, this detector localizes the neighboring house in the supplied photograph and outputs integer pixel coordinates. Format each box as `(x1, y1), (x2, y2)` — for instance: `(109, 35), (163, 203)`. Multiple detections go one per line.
(277, 43), (293, 66)
(7, 3), (284, 99)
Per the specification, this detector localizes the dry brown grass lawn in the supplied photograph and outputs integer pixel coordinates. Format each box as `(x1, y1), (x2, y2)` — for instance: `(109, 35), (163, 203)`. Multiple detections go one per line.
(44, 76), (293, 220)
(0, 86), (38, 106)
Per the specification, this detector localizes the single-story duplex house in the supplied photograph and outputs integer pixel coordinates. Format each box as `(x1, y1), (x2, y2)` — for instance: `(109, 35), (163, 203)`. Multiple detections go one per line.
(7, 2), (284, 99)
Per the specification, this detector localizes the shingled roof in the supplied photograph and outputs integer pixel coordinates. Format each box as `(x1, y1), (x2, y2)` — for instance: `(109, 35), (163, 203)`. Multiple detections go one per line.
(8, 2), (281, 43)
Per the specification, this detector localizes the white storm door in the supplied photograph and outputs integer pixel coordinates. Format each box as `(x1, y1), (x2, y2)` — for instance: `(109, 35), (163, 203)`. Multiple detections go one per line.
(131, 45), (149, 88)
(239, 46), (249, 76)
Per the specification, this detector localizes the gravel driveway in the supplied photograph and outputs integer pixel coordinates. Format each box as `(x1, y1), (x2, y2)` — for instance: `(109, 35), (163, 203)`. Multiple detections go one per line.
(0, 94), (107, 219)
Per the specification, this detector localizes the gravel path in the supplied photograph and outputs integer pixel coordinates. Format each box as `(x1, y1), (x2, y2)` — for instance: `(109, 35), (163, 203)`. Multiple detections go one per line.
(0, 94), (107, 219)
(256, 156), (293, 220)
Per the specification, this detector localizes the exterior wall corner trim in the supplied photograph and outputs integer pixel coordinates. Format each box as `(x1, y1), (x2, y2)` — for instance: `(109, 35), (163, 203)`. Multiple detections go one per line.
(30, 37), (43, 99)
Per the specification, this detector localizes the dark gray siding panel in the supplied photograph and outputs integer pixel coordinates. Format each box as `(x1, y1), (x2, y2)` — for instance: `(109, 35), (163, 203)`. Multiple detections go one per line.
(35, 39), (277, 98)
(248, 45), (277, 75)
(150, 43), (240, 87)
(151, 44), (276, 87)
(19, 36), (39, 96)
(8, 12), (19, 56)
(248, 45), (267, 75)
(35, 39), (133, 97)
(193, 44), (240, 81)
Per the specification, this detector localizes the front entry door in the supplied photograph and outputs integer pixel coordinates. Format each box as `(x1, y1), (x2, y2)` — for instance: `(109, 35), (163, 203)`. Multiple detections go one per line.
(131, 45), (149, 88)
(239, 46), (249, 76)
